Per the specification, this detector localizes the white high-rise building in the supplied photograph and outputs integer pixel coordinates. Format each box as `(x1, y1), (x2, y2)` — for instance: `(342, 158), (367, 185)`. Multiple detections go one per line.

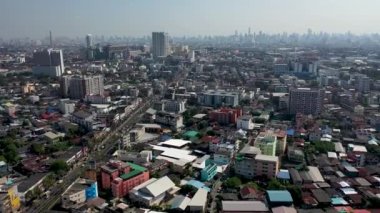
(152, 32), (169, 58)
(60, 75), (104, 100)
(86, 34), (93, 48)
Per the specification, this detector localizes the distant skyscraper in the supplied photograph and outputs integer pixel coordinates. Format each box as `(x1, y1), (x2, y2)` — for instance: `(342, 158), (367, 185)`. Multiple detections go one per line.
(86, 34), (93, 48)
(49, 31), (53, 48)
(289, 88), (324, 115)
(62, 75), (104, 99)
(32, 49), (64, 77)
(152, 32), (169, 58)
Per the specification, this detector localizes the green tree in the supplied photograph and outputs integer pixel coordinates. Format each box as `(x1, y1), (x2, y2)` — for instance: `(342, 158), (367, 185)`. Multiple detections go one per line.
(267, 179), (286, 190)
(3, 143), (19, 164)
(50, 160), (69, 174)
(31, 143), (45, 155)
(42, 174), (56, 189)
(179, 185), (198, 195)
(224, 177), (242, 189)
(312, 141), (335, 153)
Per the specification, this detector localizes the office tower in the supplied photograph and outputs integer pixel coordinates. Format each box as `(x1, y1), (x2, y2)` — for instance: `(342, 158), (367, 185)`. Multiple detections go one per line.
(152, 32), (169, 57)
(86, 34), (93, 48)
(49, 31), (53, 48)
(60, 75), (104, 99)
(289, 88), (324, 115)
(32, 49), (64, 77)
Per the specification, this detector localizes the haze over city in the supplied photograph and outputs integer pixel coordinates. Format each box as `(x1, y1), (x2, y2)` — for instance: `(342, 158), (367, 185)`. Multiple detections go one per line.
(2, 0), (380, 39)
(3, 1), (380, 213)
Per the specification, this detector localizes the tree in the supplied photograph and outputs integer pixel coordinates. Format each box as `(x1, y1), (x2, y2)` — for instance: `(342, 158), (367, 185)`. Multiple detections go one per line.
(50, 160), (69, 174)
(42, 174), (56, 189)
(267, 179), (286, 190)
(3, 143), (19, 164)
(312, 141), (335, 153)
(31, 143), (45, 155)
(224, 177), (242, 189)
(179, 185), (197, 195)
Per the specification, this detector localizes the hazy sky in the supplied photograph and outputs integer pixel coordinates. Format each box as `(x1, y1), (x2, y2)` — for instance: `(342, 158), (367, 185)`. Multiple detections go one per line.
(2, 0), (380, 39)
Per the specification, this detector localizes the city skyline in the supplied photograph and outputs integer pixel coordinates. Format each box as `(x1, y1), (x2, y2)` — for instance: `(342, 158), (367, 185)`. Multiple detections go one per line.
(2, 0), (380, 39)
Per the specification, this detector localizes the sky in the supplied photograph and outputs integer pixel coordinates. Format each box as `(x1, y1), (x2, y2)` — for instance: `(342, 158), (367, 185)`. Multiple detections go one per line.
(2, 0), (380, 39)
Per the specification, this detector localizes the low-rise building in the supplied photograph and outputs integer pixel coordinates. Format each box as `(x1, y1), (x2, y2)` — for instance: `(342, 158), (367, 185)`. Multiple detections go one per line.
(61, 178), (98, 209)
(154, 111), (183, 132)
(266, 190), (293, 208)
(188, 188), (208, 213)
(129, 176), (178, 207)
(222, 200), (269, 213)
(236, 115), (254, 130)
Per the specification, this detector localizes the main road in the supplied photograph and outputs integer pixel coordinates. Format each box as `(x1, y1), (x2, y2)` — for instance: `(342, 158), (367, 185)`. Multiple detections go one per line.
(30, 66), (189, 213)
(30, 100), (152, 213)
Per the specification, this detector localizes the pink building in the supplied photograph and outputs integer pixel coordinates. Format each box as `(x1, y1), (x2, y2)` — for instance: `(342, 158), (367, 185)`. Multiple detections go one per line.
(101, 160), (149, 197)
(209, 108), (243, 125)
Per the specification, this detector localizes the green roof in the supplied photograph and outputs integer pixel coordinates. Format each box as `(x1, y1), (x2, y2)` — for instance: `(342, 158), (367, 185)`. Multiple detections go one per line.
(120, 162), (147, 180)
(183, 131), (199, 138)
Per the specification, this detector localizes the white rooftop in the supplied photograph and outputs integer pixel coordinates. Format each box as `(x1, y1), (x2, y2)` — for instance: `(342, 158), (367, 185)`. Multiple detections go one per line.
(255, 154), (278, 162)
(158, 139), (191, 148)
(327, 152), (338, 159)
(188, 188), (208, 207)
(144, 176), (175, 197)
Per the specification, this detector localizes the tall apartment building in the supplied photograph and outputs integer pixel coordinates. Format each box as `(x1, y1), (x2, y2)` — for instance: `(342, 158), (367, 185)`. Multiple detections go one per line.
(60, 75), (104, 99)
(209, 108), (243, 125)
(32, 48), (64, 77)
(355, 75), (370, 93)
(152, 32), (169, 58)
(254, 155), (279, 178)
(289, 88), (324, 115)
(198, 90), (239, 107)
(101, 160), (149, 198)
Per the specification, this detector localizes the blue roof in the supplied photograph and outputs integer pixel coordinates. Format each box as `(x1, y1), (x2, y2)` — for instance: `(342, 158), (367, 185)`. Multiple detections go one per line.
(331, 197), (348, 205)
(287, 129), (295, 136)
(277, 170), (290, 180)
(186, 180), (211, 192)
(267, 190), (293, 202)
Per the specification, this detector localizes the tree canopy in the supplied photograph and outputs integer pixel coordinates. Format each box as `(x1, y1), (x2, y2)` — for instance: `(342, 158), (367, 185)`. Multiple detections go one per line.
(224, 177), (242, 189)
(50, 160), (69, 174)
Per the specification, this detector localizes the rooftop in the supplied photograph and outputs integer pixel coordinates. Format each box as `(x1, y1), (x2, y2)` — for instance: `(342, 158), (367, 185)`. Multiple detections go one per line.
(120, 162), (147, 180)
(222, 201), (269, 212)
(266, 190), (293, 203)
